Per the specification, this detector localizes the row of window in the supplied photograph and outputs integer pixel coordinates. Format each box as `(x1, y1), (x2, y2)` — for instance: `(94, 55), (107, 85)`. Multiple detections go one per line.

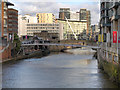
(8, 16), (18, 19)
(8, 28), (17, 31)
(8, 24), (18, 27)
(27, 27), (59, 30)
(27, 24), (59, 26)
(27, 30), (59, 33)
(8, 20), (18, 23)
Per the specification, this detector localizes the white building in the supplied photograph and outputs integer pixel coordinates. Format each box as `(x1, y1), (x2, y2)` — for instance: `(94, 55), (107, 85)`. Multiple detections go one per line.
(18, 14), (37, 38)
(18, 14), (64, 40)
(26, 23), (63, 40)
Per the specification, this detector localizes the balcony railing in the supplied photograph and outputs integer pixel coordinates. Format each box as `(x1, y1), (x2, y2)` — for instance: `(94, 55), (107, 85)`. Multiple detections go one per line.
(110, 2), (120, 9)
(4, 6), (7, 10)
(4, 24), (7, 28)
(3, 15), (7, 19)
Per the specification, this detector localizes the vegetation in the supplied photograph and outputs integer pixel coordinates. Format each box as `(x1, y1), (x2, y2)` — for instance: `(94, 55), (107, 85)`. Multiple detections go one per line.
(13, 33), (21, 55)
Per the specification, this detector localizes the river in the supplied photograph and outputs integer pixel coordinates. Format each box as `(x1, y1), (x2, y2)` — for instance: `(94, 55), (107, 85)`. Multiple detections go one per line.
(2, 52), (118, 88)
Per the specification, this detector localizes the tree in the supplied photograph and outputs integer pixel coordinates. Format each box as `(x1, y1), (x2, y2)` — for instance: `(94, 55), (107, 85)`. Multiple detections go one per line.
(13, 33), (21, 55)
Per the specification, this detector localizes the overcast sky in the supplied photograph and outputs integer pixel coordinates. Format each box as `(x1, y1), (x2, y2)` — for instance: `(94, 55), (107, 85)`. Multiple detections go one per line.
(8, 0), (100, 25)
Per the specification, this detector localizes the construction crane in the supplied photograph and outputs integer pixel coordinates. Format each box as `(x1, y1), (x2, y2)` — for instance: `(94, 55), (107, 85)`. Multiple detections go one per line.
(65, 17), (77, 40)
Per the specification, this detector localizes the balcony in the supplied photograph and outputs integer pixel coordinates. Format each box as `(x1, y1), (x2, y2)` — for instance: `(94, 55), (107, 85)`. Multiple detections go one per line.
(110, 2), (120, 9)
(4, 15), (7, 19)
(3, 33), (7, 36)
(115, 15), (120, 19)
(4, 24), (7, 28)
(101, 14), (109, 19)
(101, 8), (109, 11)
(8, 28), (12, 31)
(102, 23), (111, 27)
(4, 7), (7, 10)
(111, 15), (120, 20)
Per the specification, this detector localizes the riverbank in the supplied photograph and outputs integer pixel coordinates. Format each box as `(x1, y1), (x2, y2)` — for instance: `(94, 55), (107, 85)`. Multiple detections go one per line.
(2, 50), (50, 63)
(97, 49), (120, 86)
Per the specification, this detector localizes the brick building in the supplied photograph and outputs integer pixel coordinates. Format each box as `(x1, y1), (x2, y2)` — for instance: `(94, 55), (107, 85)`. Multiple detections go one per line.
(8, 8), (18, 42)
(0, 1), (18, 62)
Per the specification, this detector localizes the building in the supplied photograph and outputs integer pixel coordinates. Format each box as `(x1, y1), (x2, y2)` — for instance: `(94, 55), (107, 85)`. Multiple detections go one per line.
(59, 8), (70, 20)
(86, 10), (91, 35)
(18, 14), (37, 39)
(8, 8), (18, 42)
(1, 1), (14, 40)
(0, 1), (1, 38)
(97, 1), (120, 84)
(26, 23), (63, 40)
(56, 19), (87, 40)
(70, 11), (79, 21)
(18, 15), (28, 39)
(80, 9), (91, 35)
(79, 9), (87, 21)
(91, 25), (100, 40)
(36, 13), (55, 23)
(0, 0), (18, 61)
(100, 1), (120, 63)
(58, 8), (91, 40)
(0, 0), (1, 85)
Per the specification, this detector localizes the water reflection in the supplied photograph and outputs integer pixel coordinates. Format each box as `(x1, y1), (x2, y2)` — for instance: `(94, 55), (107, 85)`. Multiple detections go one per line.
(2, 53), (118, 88)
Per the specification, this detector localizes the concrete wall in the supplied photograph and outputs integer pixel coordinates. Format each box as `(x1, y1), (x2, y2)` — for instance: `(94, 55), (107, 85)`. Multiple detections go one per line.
(97, 49), (120, 86)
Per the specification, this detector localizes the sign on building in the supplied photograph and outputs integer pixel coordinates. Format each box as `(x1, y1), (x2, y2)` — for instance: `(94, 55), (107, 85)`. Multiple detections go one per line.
(113, 31), (117, 43)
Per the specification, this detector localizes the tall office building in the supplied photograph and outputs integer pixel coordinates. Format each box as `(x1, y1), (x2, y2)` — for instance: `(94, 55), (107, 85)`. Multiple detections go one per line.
(59, 8), (70, 20)
(36, 13), (55, 23)
(79, 9), (87, 21)
(79, 9), (91, 35)
(86, 10), (91, 35)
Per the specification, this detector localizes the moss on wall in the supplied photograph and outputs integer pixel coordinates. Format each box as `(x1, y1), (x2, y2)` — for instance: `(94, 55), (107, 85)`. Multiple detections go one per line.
(98, 51), (120, 86)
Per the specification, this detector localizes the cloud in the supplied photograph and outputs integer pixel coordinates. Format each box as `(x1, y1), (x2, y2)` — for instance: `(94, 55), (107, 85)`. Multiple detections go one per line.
(9, 0), (100, 2)
(9, 0), (100, 24)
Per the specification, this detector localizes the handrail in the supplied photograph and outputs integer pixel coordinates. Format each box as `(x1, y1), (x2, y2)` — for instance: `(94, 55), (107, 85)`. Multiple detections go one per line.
(0, 43), (9, 53)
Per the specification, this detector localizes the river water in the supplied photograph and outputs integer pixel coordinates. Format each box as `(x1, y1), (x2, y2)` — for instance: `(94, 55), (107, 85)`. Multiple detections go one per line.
(2, 52), (118, 88)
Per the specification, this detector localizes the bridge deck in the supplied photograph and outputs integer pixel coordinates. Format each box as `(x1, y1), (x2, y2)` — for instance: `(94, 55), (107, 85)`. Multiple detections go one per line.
(21, 43), (100, 49)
